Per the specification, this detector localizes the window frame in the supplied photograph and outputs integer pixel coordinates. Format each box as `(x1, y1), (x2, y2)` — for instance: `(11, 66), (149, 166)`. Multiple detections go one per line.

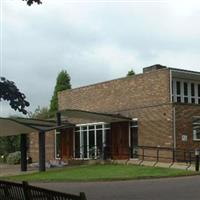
(193, 128), (200, 141)
(172, 79), (200, 105)
(73, 122), (110, 160)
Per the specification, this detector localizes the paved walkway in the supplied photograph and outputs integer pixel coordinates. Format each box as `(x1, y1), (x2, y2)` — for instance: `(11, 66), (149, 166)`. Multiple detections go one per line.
(0, 160), (196, 177)
(0, 164), (37, 177)
(36, 176), (200, 200)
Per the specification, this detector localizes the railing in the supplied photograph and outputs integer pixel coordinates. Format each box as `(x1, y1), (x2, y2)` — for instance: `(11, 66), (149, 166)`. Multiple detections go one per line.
(0, 180), (87, 200)
(133, 146), (196, 166)
(73, 145), (196, 165)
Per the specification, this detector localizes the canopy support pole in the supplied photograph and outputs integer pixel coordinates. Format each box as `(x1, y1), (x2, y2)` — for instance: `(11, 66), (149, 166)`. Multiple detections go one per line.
(56, 112), (61, 126)
(39, 130), (46, 172)
(20, 134), (27, 172)
(56, 112), (61, 159)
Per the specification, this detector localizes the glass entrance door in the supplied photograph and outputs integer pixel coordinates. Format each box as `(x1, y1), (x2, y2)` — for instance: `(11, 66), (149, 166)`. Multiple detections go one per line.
(74, 123), (110, 159)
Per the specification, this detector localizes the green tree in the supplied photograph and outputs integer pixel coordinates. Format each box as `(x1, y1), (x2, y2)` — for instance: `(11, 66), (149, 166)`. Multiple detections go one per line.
(50, 70), (71, 113)
(127, 69), (135, 77)
(0, 136), (20, 156)
(0, 77), (30, 115)
(0, 115), (21, 157)
(29, 106), (51, 119)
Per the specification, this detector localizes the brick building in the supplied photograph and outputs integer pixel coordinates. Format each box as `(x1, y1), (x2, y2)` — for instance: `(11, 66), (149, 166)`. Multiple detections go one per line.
(29, 64), (200, 162)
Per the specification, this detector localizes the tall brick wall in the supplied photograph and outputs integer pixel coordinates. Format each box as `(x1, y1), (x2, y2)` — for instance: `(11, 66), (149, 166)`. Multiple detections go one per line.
(120, 104), (174, 148)
(56, 68), (172, 161)
(58, 68), (170, 113)
(29, 68), (172, 162)
(28, 67), (200, 162)
(175, 104), (200, 150)
(29, 131), (55, 162)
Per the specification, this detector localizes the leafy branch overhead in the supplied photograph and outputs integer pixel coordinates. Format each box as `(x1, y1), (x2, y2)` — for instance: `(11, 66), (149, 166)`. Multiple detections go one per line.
(0, 77), (30, 115)
(23, 0), (42, 6)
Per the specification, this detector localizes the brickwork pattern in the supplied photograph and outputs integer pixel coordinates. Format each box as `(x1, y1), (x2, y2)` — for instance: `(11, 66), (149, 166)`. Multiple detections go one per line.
(29, 131), (55, 162)
(121, 104), (174, 148)
(175, 104), (200, 150)
(58, 69), (170, 114)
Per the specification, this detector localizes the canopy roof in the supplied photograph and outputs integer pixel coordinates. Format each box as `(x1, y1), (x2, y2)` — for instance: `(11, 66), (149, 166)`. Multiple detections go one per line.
(171, 68), (200, 82)
(0, 117), (74, 137)
(60, 109), (132, 123)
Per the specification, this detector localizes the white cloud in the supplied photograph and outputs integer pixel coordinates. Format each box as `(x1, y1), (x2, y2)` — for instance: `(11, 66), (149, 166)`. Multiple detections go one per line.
(1, 0), (200, 116)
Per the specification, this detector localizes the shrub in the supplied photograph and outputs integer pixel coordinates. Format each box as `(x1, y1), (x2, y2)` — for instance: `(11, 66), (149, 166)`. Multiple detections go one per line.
(6, 151), (21, 165)
(0, 154), (7, 163)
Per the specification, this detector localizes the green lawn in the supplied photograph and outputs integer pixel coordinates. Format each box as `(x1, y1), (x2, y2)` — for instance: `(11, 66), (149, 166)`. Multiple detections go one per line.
(4, 164), (198, 182)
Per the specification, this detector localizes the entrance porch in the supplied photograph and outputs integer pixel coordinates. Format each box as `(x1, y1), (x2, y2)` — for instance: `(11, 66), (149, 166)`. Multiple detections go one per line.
(58, 109), (138, 161)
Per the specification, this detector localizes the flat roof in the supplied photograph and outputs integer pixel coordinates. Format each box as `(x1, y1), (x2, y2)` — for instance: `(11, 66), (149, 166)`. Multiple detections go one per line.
(59, 66), (200, 95)
(170, 68), (200, 81)
(60, 109), (132, 123)
(0, 117), (74, 137)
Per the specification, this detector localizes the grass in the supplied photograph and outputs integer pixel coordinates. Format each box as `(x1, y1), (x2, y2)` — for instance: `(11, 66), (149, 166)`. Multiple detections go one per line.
(3, 164), (198, 182)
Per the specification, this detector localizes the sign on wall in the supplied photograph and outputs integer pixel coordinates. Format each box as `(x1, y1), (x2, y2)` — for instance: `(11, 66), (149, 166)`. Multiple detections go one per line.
(182, 135), (188, 142)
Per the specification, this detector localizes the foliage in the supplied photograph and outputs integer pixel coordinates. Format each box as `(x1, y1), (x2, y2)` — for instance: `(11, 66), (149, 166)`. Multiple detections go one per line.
(6, 151), (21, 165)
(0, 154), (7, 163)
(0, 77), (30, 115)
(50, 70), (71, 113)
(5, 164), (196, 182)
(0, 135), (20, 156)
(30, 106), (52, 119)
(127, 69), (135, 77)
(23, 0), (42, 6)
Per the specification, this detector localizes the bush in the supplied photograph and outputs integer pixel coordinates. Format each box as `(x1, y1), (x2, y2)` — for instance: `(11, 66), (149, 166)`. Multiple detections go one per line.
(0, 154), (7, 163)
(6, 151), (21, 165)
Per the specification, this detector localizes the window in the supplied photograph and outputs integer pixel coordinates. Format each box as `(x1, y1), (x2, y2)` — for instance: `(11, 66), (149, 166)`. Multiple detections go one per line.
(198, 84), (200, 104)
(172, 79), (200, 104)
(176, 81), (181, 95)
(191, 83), (195, 103)
(193, 127), (200, 141)
(75, 131), (80, 158)
(183, 82), (188, 103)
(176, 81), (181, 102)
(74, 123), (110, 159)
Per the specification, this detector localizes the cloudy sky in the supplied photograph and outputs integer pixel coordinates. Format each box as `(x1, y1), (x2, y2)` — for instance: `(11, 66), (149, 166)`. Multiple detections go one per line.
(1, 0), (200, 117)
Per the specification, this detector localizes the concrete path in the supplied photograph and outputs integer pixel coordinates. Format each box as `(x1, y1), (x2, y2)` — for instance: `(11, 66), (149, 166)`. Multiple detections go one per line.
(36, 176), (200, 200)
(0, 160), (196, 177)
(0, 164), (37, 177)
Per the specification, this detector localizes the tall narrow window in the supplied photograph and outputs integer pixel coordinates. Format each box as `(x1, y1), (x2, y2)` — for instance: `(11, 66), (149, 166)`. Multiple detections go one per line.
(172, 80), (174, 102)
(176, 81), (181, 102)
(75, 131), (80, 158)
(184, 82), (188, 103)
(193, 126), (200, 141)
(198, 84), (200, 104)
(191, 83), (195, 103)
(89, 128), (95, 158)
(83, 129), (88, 158)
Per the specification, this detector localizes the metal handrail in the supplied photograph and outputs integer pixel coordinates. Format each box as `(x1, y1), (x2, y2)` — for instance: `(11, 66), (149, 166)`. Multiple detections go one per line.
(72, 145), (196, 165)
